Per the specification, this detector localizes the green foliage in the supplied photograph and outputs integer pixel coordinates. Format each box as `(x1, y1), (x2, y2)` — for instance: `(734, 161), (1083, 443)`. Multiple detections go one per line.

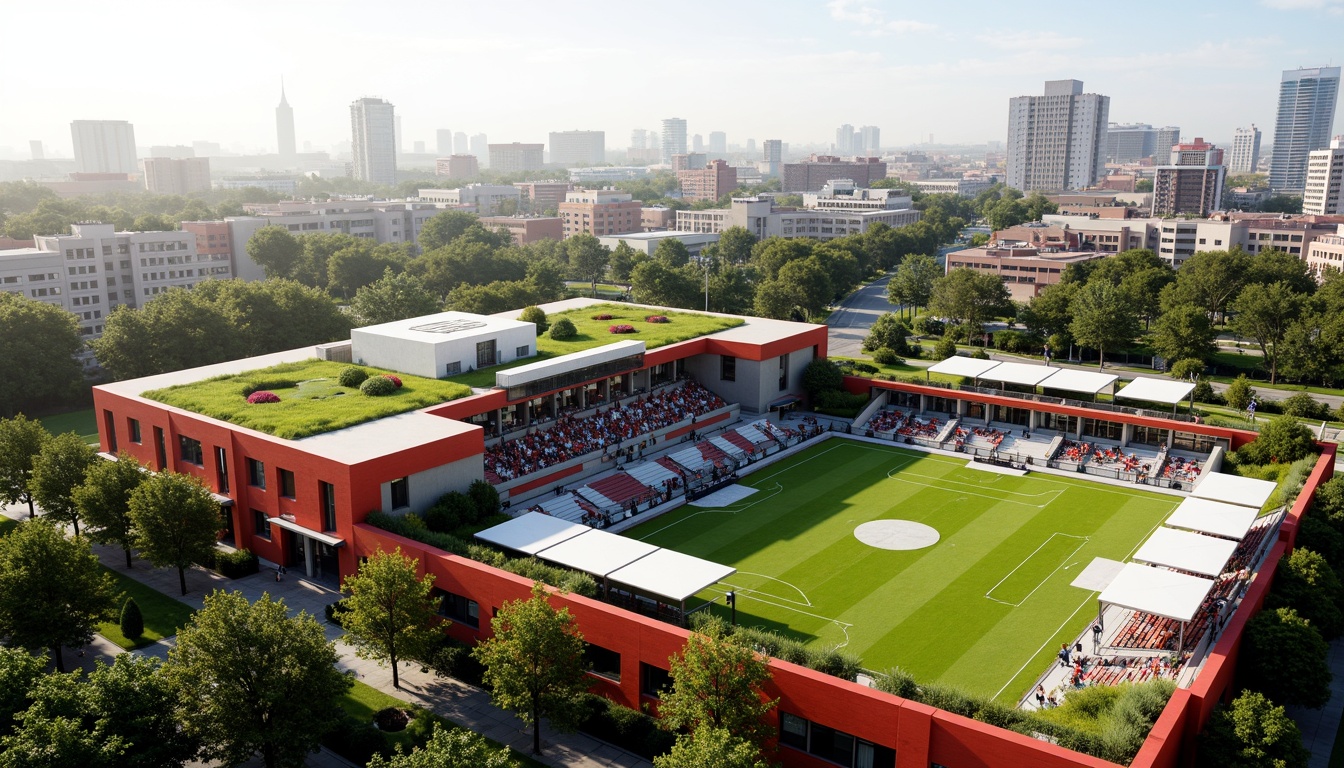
(716, 620), (862, 681)
(1168, 358), (1207, 381)
(801, 358), (844, 399)
(1237, 415), (1316, 465)
(361, 375), (397, 396)
(1279, 391), (1329, 419)
(127, 471), (223, 595)
(0, 646), (45, 738)
(351, 270), (442, 327)
(0, 293), (84, 417)
(576, 694), (676, 760)
(367, 723), (518, 768)
(862, 313), (912, 355)
(423, 492), (475, 533)
(871, 347), (903, 365)
(28, 431), (97, 535)
(0, 415), (51, 516)
(468, 479), (501, 518)
(119, 596), (144, 640)
(1230, 282), (1304, 383)
(1069, 280), (1138, 369)
(338, 366), (370, 388)
(929, 268), (1011, 334)
(246, 225), (303, 279)
(548, 317), (577, 340)
(1197, 691), (1308, 768)
(1267, 547), (1344, 639)
(1224, 375), (1256, 412)
(654, 726), (769, 768)
(659, 616), (776, 749)
(1239, 607), (1331, 708)
(934, 335), (957, 360)
(518, 306), (548, 333)
(207, 547), (260, 579)
(340, 548), (441, 690)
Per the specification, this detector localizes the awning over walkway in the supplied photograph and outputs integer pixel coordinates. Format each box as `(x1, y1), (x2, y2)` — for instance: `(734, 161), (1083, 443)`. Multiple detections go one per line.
(536, 529), (659, 578)
(1038, 368), (1118, 395)
(607, 548), (737, 603)
(473, 511), (590, 555)
(1098, 563), (1214, 623)
(1165, 497), (1258, 540)
(927, 356), (1001, 378)
(268, 516), (345, 547)
(1132, 527), (1238, 578)
(1114, 377), (1195, 405)
(1190, 472), (1278, 510)
(767, 394), (801, 410)
(981, 361), (1057, 387)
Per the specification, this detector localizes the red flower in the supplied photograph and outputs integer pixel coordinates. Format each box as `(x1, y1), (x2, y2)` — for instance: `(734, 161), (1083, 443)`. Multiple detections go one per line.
(383, 374), (403, 388)
(645, 315), (669, 323)
(608, 324), (636, 334)
(593, 313), (614, 320)
(247, 391), (280, 404)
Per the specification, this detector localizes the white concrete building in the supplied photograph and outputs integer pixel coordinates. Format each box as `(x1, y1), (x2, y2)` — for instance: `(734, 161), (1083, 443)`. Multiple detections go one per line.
(1229, 126), (1262, 175)
(548, 131), (605, 166)
(596, 231), (720, 259)
(417, 185), (522, 215)
(802, 180), (912, 212)
(70, 120), (137, 174)
(1270, 67), (1341, 192)
(676, 195), (920, 241)
(141, 157), (211, 195)
(1006, 80), (1109, 192)
(1304, 138), (1344, 215)
(351, 97), (397, 186)
(1305, 229), (1344, 278)
(912, 178), (996, 197)
(661, 118), (687, 164)
(568, 167), (650, 184)
(350, 311), (537, 379)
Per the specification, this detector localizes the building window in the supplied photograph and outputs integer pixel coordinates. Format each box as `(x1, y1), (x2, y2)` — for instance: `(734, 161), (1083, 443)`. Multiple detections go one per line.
(127, 418), (142, 443)
(214, 447), (229, 493)
(278, 468), (296, 499)
(780, 712), (809, 750)
(247, 458), (266, 489)
(720, 355), (736, 382)
(445, 361), (462, 376)
(640, 663), (673, 699)
(320, 481), (337, 531)
(179, 435), (204, 465)
(779, 712), (895, 768)
(778, 352), (790, 391)
(153, 427), (167, 470)
(253, 509), (271, 539)
(584, 643), (621, 682)
(516, 345), (529, 357)
(389, 477), (410, 509)
(103, 410), (118, 453)
(435, 588), (479, 628)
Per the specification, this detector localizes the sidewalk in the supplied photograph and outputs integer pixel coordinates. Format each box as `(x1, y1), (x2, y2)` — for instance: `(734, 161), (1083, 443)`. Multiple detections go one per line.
(1289, 635), (1344, 768)
(1, 502), (651, 768)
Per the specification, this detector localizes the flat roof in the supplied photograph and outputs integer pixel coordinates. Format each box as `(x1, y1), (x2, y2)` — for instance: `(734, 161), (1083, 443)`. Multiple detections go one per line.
(1115, 377), (1195, 405)
(1165, 497), (1259, 540)
(982, 361), (1057, 387)
(353, 310), (532, 343)
(927, 356), (1002, 378)
(1191, 472), (1278, 510)
(1098, 562), (1215, 623)
(504, 297), (825, 348)
(607, 548), (737, 603)
(534, 528), (660, 578)
(1132, 527), (1238, 578)
(295, 410), (480, 464)
(473, 512), (591, 555)
(597, 231), (718, 242)
(1039, 368), (1118, 395)
(496, 340), (645, 389)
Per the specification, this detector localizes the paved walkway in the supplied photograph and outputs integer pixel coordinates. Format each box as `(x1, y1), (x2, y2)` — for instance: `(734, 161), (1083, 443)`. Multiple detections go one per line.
(0, 503), (652, 768)
(1289, 636), (1344, 767)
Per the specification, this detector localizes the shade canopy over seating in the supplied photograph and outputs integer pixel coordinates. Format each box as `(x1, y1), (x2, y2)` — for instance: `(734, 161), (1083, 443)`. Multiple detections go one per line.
(1098, 562), (1215, 624)
(1114, 377), (1195, 405)
(1165, 497), (1259, 540)
(607, 548), (737, 603)
(1132, 528), (1238, 578)
(537, 529), (659, 577)
(982, 361), (1057, 387)
(1191, 472), (1278, 510)
(1038, 368), (1118, 395)
(473, 511), (590, 555)
(927, 356), (1002, 379)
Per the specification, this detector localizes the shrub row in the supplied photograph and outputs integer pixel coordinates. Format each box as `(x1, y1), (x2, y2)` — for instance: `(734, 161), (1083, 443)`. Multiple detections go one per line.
(689, 614), (862, 682)
(196, 548), (259, 579)
(576, 694), (675, 759)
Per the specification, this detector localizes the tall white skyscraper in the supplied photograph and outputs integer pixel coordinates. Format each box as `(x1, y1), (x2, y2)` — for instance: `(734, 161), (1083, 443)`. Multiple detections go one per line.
(470, 134), (489, 165)
(1005, 79), (1110, 192)
(1229, 125), (1262, 174)
(661, 118), (687, 163)
(835, 124), (855, 155)
(70, 120), (137, 174)
(1270, 67), (1341, 192)
(859, 126), (880, 156)
(692, 134), (704, 153)
(630, 128), (648, 150)
(437, 129), (453, 156)
(276, 82), (296, 161)
(548, 130), (605, 165)
(1303, 137), (1344, 215)
(394, 115), (403, 157)
(350, 97), (397, 186)
(708, 131), (727, 155)
(454, 132), (469, 155)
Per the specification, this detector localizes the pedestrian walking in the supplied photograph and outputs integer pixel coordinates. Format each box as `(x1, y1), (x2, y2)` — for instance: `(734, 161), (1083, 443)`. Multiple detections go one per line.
(1035, 684), (1046, 708)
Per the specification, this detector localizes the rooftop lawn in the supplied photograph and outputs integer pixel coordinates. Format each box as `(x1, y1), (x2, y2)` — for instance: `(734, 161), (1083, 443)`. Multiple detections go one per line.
(143, 360), (473, 440)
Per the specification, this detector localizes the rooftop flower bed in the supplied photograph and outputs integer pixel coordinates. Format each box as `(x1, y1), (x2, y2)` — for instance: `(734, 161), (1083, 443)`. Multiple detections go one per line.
(143, 360), (472, 439)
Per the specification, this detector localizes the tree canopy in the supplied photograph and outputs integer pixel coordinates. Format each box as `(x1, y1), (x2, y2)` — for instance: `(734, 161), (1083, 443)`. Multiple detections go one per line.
(0, 293), (84, 417)
(350, 270), (442, 326)
(0, 415), (50, 517)
(29, 432), (97, 537)
(127, 472), (222, 595)
(339, 548), (441, 690)
(1238, 607), (1331, 708)
(659, 618), (776, 750)
(929, 268), (1011, 335)
(73, 453), (147, 568)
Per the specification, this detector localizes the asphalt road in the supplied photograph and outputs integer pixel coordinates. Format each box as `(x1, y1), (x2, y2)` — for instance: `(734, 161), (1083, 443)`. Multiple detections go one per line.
(826, 274), (905, 358)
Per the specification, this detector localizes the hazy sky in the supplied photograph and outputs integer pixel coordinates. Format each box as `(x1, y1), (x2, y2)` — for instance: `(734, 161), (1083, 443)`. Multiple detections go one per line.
(3, 0), (1342, 158)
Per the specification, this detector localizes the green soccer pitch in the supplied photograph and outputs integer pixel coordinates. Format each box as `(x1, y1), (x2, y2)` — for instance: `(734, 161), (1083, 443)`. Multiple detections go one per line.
(623, 439), (1180, 702)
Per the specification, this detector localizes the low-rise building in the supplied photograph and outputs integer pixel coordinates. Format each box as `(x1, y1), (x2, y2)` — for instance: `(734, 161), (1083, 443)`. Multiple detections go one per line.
(418, 186), (522, 216)
(596, 231), (719, 259)
(513, 181), (573, 214)
(1305, 229), (1344, 278)
(141, 157), (211, 195)
(477, 216), (563, 245)
(782, 155), (888, 192)
(677, 159), (737, 203)
(558, 189), (643, 237)
(214, 176), (298, 195)
(676, 194), (919, 241)
(641, 207), (676, 232)
(435, 155), (480, 179)
(568, 167), (649, 184)
(912, 178), (995, 197)
(945, 243), (1106, 300)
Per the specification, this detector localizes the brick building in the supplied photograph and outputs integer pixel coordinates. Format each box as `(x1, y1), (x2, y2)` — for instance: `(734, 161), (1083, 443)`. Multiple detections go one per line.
(558, 189), (643, 237)
(677, 159), (737, 202)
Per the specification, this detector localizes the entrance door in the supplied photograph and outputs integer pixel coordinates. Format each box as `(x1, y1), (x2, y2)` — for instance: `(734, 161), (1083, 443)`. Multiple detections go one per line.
(476, 339), (496, 369)
(287, 530), (305, 569)
(219, 505), (236, 547)
(316, 543), (339, 579)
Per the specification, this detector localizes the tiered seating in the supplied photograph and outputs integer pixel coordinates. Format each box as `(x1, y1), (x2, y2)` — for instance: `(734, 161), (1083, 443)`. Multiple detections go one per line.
(1161, 455), (1202, 483)
(626, 461), (681, 489)
(694, 440), (731, 466)
(710, 435), (747, 459)
(526, 494), (586, 523)
(1081, 656), (1175, 687)
(721, 431), (757, 453)
(668, 445), (708, 471)
(1228, 522), (1272, 572)
(864, 408), (907, 433)
(1088, 445), (1147, 473)
(736, 422), (773, 444)
(1059, 440), (1092, 463)
(657, 456), (689, 475)
(484, 468), (504, 484)
(588, 473), (656, 509)
(577, 486), (618, 509)
(897, 415), (940, 439)
(484, 382), (727, 482)
(968, 426), (1007, 450)
(1113, 613), (1180, 651)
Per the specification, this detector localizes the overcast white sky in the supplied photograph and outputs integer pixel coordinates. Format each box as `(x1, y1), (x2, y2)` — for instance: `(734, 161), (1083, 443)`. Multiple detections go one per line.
(3, 0), (1341, 158)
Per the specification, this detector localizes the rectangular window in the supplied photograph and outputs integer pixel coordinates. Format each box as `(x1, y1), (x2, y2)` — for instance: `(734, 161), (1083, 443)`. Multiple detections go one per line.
(389, 477), (410, 509)
(780, 712), (809, 750)
(128, 418), (142, 443)
(584, 643), (621, 682)
(179, 435), (204, 465)
(247, 458), (266, 489)
(153, 427), (167, 470)
(435, 588), (479, 628)
(214, 447), (229, 493)
(720, 355), (736, 382)
(516, 345), (529, 357)
(103, 410), (118, 453)
(253, 509), (271, 538)
(278, 468), (296, 499)
(320, 481), (337, 531)
(445, 361), (462, 376)
(778, 352), (790, 391)
(640, 663), (673, 699)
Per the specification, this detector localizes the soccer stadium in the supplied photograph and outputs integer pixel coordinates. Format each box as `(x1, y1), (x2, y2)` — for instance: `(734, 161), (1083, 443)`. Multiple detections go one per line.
(92, 297), (1332, 768)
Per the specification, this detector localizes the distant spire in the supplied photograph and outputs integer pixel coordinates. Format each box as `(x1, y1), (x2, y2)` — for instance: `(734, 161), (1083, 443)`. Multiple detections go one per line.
(279, 77), (289, 107)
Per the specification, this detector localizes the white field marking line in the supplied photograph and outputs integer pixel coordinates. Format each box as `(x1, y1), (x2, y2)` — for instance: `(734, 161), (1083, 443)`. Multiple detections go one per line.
(884, 473), (1064, 508)
(630, 483), (785, 540)
(884, 467), (1064, 501)
(989, 503), (1180, 702)
(984, 533), (1091, 607)
(706, 585), (855, 648)
(723, 572), (813, 607)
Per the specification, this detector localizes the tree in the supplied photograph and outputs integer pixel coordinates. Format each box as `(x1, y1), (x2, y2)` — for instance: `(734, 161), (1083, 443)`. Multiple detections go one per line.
(863, 313), (912, 356)
(73, 453), (146, 568)
(654, 727), (770, 768)
(802, 358), (844, 399)
(518, 306), (548, 333)
(119, 596), (144, 639)
(1225, 375), (1256, 412)
(164, 591), (351, 768)
(653, 238), (691, 269)
(419, 211), (480, 252)
(708, 264), (755, 315)
(1069, 281), (1138, 370)
(0, 647), (45, 739)
(244, 226), (302, 279)
(608, 241), (638, 282)
(0, 520), (118, 672)
(887, 253), (939, 317)
(1164, 249), (1251, 321)
(1267, 548), (1344, 639)
(1018, 282), (1078, 344)
(928, 268), (1011, 336)
(659, 618), (776, 749)
(0, 415), (50, 517)
(367, 724), (516, 768)
(777, 258), (833, 321)
(127, 472), (222, 595)
(1230, 282), (1303, 384)
(716, 226), (758, 265)
(1150, 304), (1216, 365)
(752, 279), (799, 321)
(473, 582), (588, 755)
(984, 196), (1027, 230)
(751, 237), (813, 282)
(340, 548), (441, 690)
(1237, 415), (1315, 465)
(1239, 607), (1330, 708)
(0, 293), (84, 417)
(566, 234), (610, 285)
(630, 260), (700, 309)
(1197, 691), (1308, 768)
(29, 432), (97, 537)
(326, 243), (405, 300)
(349, 269), (441, 326)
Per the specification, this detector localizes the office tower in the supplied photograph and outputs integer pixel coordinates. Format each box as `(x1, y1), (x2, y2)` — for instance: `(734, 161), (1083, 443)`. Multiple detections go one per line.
(488, 143), (544, 172)
(437, 129), (453, 156)
(141, 157), (212, 195)
(436, 155), (480, 179)
(1151, 139), (1225, 217)
(1104, 123), (1156, 163)
(394, 115), (403, 157)
(454, 132), (469, 155)
(1270, 67), (1341, 192)
(1153, 127), (1181, 160)
(548, 130), (605, 165)
(349, 97), (397, 185)
(70, 120), (137, 174)
(1229, 126), (1262, 174)
(29, 141), (43, 160)
(709, 131), (727, 155)
(746, 138), (756, 154)
(859, 126), (880, 156)
(1304, 138), (1344, 215)
(1005, 79), (1110, 191)
(661, 118), (687, 163)
(692, 134), (705, 153)
(761, 139), (783, 178)
(470, 134), (489, 165)
(630, 128), (648, 150)
(276, 81), (296, 160)
(835, 124), (855, 155)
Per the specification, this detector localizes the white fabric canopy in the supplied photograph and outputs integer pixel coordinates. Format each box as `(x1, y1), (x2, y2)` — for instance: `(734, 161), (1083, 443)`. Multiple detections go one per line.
(607, 549), (737, 602)
(927, 356), (1002, 378)
(1191, 472), (1278, 510)
(983, 361), (1057, 387)
(1115, 377), (1195, 405)
(535, 529), (659, 577)
(1098, 563), (1215, 623)
(1133, 527), (1238, 578)
(474, 512), (591, 555)
(1039, 368), (1118, 395)
(1165, 497), (1259, 540)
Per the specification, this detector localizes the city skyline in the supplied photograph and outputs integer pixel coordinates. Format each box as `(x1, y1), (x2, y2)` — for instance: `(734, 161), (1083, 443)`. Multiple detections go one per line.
(2, 0), (1343, 160)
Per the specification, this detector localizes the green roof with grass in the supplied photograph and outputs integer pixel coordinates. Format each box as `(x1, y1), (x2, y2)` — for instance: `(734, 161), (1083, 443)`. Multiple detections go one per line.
(143, 360), (473, 440)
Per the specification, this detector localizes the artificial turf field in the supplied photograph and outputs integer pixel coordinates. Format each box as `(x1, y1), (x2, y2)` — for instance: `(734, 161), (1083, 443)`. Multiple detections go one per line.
(624, 438), (1180, 702)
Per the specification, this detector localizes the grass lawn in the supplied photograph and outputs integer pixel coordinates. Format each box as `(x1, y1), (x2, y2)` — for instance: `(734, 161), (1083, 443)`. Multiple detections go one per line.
(624, 440), (1177, 702)
(143, 360), (473, 440)
(831, 356), (963, 386)
(0, 518), (16, 537)
(97, 565), (197, 649)
(39, 408), (99, 445)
